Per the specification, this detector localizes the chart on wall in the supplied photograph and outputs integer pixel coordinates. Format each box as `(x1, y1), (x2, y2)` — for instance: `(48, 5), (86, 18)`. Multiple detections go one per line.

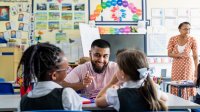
(89, 0), (143, 22)
(33, 0), (88, 30)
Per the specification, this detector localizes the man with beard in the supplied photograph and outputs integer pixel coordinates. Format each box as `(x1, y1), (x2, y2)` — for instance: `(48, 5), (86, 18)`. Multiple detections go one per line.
(63, 39), (118, 98)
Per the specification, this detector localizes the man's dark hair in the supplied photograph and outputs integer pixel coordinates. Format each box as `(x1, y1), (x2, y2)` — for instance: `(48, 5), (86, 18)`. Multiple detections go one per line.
(91, 39), (110, 49)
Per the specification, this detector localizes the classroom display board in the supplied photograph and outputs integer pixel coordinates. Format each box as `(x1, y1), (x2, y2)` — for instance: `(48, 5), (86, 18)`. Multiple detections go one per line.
(89, 0), (143, 22)
(32, 0), (88, 44)
(0, 0), (32, 46)
(34, 0), (88, 31)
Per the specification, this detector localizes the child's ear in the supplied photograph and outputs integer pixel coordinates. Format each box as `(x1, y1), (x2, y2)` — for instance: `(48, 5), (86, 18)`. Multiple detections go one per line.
(51, 72), (57, 81)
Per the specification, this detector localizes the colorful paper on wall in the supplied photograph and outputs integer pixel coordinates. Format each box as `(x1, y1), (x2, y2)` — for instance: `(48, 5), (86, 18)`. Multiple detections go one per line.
(35, 22), (47, 30)
(55, 32), (67, 42)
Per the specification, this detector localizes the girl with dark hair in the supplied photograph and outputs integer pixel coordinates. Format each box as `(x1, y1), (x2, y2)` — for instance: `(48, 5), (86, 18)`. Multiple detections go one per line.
(95, 50), (167, 112)
(18, 43), (82, 111)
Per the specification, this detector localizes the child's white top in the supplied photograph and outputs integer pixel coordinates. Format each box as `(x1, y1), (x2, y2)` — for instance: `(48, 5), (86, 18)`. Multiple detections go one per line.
(27, 81), (82, 110)
(105, 80), (161, 111)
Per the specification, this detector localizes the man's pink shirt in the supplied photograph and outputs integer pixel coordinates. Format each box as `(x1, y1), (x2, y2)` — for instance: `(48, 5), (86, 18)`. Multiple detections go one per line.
(65, 61), (118, 98)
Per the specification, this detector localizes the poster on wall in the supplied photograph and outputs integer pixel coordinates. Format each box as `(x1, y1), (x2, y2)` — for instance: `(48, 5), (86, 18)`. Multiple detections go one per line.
(35, 12), (48, 20)
(61, 12), (73, 20)
(36, 3), (47, 11)
(48, 21), (59, 29)
(74, 12), (85, 21)
(35, 21), (47, 30)
(61, 21), (73, 30)
(62, 3), (72, 11)
(74, 3), (85, 11)
(0, 6), (9, 21)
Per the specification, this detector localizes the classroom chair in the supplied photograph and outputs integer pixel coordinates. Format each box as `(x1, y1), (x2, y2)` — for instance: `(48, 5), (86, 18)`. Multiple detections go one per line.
(0, 82), (14, 95)
(0, 77), (5, 82)
(192, 108), (200, 112)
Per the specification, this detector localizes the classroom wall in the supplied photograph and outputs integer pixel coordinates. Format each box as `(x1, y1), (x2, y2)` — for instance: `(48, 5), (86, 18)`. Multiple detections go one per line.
(147, 0), (200, 78)
(147, 0), (200, 19)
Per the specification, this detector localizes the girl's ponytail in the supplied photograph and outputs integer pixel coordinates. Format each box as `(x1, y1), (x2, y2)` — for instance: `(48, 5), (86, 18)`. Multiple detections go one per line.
(140, 75), (167, 111)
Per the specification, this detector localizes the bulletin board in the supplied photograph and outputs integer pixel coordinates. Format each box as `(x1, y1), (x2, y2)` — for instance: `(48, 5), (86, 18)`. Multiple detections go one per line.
(0, 0), (32, 46)
(33, 0), (88, 43)
(89, 0), (143, 23)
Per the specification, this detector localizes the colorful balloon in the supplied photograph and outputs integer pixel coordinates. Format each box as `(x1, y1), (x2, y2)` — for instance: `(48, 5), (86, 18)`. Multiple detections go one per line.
(96, 4), (103, 11)
(119, 28), (124, 33)
(94, 10), (101, 16)
(98, 27), (105, 34)
(117, 0), (122, 6)
(101, 2), (107, 9)
(90, 15), (96, 20)
(111, 0), (117, 6)
(131, 7), (137, 13)
(122, 0), (128, 7)
(106, 1), (112, 7)
(128, 3), (134, 9)
(104, 27), (110, 34)
(110, 28), (115, 34)
(136, 9), (142, 16)
(124, 26), (131, 33)
(114, 28), (120, 34)
(132, 14), (139, 21)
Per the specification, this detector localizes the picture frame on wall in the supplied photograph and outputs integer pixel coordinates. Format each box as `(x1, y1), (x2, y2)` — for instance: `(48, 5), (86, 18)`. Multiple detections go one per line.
(0, 6), (10, 21)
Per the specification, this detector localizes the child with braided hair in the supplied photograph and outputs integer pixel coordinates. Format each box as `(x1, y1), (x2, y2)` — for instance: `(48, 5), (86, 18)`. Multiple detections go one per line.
(18, 43), (82, 111)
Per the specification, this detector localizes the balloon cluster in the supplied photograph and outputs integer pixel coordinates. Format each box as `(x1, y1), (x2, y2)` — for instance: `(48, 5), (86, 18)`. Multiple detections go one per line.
(90, 0), (142, 21)
(90, 4), (102, 20)
(98, 26), (138, 34)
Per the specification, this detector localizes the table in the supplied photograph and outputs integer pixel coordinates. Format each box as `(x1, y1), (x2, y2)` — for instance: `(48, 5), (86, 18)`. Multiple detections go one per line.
(1, 93), (200, 111)
(164, 81), (196, 97)
(166, 93), (200, 109)
(0, 95), (20, 111)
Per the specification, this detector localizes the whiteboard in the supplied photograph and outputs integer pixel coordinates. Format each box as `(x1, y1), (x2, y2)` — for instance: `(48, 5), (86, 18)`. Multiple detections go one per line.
(79, 23), (100, 57)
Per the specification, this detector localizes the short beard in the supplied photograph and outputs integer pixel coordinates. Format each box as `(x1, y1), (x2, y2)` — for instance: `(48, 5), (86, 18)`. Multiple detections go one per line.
(91, 62), (108, 73)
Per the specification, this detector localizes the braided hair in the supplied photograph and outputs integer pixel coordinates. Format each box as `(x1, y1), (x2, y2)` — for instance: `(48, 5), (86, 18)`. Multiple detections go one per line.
(17, 43), (63, 91)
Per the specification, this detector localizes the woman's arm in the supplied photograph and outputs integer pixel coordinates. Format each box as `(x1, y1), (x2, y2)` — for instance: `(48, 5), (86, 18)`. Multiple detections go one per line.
(168, 50), (181, 58)
(167, 37), (181, 58)
(192, 49), (199, 78)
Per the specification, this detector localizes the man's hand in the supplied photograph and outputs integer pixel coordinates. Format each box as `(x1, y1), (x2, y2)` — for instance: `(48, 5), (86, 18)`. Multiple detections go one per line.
(83, 71), (94, 88)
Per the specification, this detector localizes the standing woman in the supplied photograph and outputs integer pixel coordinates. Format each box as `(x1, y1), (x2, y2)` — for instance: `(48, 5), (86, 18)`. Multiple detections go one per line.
(167, 22), (198, 99)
